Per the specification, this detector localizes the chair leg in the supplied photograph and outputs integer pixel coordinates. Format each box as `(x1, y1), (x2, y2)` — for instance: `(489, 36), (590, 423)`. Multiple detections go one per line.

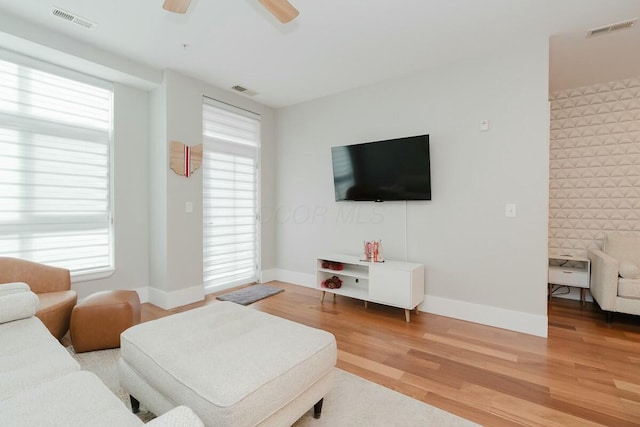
(313, 398), (324, 419)
(605, 311), (613, 324)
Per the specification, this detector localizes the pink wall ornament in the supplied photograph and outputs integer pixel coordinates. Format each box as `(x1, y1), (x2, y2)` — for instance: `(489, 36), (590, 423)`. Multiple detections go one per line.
(169, 140), (203, 178)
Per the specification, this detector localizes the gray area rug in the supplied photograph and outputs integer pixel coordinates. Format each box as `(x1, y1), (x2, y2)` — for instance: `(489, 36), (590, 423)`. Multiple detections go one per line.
(68, 347), (478, 426)
(216, 284), (284, 305)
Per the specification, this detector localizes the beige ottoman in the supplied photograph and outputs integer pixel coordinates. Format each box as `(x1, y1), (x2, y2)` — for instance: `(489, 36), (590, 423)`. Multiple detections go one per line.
(118, 302), (336, 426)
(70, 290), (140, 353)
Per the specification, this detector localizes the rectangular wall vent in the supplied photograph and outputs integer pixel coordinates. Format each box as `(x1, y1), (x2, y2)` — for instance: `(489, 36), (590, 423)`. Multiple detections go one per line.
(51, 7), (97, 30)
(231, 85), (258, 96)
(587, 19), (636, 38)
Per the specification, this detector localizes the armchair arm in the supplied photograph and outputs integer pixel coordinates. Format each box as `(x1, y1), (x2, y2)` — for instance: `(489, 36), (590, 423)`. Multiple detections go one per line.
(145, 406), (204, 427)
(588, 249), (619, 311)
(0, 257), (71, 294)
(0, 288), (39, 324)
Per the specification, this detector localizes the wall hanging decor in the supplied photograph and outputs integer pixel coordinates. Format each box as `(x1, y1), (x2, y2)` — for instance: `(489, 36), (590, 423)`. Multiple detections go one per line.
(169, 140), (202, 178)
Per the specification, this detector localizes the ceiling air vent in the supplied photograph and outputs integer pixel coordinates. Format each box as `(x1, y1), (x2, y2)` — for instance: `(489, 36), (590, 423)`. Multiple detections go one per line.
(51, 7), (96, 30)
(232, 85), (258, 96)
(587, 19), (637, 38)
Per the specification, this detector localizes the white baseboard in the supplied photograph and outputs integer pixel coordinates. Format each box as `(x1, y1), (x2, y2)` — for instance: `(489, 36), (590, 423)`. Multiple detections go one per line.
(130, 286), (148, 304)
(421, 295), (548, 338)
(148, 284), (205, 310)
(271, 269), (548, 338)
(260, 269), (278, 284)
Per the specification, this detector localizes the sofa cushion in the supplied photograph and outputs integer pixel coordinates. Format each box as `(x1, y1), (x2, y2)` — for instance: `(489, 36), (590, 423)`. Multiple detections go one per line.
(0, 370), (142, 427)
(0, 316), (79, 400)
(0, 282), (30, 296)
(618, 278), (640, 300)
(619, 261), (640, 279)
(604, 233), (640, 269)
(0, 290), (39, 324)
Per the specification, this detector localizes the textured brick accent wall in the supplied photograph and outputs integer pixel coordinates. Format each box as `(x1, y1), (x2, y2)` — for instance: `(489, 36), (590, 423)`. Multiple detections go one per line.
(549, 78), (640, 257)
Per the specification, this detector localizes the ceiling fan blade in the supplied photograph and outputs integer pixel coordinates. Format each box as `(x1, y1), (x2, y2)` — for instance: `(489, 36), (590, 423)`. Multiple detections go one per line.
(258, 0), (299, 24)
(163, 0), (192, 14)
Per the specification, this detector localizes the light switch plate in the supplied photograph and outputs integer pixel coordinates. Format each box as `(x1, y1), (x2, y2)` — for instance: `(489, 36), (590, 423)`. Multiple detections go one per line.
(185, 201), (193, 214)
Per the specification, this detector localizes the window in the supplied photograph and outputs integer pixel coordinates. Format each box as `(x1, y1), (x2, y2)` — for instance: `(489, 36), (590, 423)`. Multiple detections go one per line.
(0, 51), (113, 277)
(202, 98), (260, 290)
(331, 146), (355, 199)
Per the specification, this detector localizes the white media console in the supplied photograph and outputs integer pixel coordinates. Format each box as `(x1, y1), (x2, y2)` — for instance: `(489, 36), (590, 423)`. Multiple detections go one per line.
(316, 254), (425, 322)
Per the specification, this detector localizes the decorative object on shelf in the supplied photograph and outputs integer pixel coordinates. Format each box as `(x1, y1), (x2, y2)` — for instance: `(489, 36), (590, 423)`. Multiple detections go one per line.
(361, 240), (384, 262)
(322, 275), (343, 289)
(321, 260), (344, 271)
(170, 140), (203, 178)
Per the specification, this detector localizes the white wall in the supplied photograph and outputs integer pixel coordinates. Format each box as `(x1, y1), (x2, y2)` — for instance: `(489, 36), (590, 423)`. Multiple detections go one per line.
(0, 18), (278, 306)
(0, 16), (160, 301)
(549, 77), (640, 255)
(3, 10), (547, 332)
(547, 76), (640, 304)
(274, 38), (550, 336)
(147, 70), (277, 308)
(148, 74), (168, 295)
(164, 70), (205, 299)
(76, 71), (278, 307)
(74, 83), (150, 300)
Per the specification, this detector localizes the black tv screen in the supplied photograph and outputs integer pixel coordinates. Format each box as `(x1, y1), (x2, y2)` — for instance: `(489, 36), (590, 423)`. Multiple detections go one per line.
(331, 134), (431, 201)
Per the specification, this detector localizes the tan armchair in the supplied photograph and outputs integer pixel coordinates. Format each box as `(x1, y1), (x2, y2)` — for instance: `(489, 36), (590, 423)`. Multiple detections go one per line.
(588, 233), (640, 322)
(0, 257), (77, 340)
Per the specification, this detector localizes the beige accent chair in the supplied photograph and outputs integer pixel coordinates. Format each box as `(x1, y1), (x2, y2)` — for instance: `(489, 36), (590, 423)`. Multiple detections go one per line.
(0, 257), (77, 340)
(588, 233), (640, 322)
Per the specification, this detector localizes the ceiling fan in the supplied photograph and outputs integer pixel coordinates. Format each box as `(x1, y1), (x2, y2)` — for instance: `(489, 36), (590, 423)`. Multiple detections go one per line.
(162, 0), (299, 24)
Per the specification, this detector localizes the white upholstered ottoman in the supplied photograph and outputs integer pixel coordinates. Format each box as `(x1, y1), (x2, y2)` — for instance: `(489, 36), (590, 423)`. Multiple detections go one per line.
(118, 302), (336, 426)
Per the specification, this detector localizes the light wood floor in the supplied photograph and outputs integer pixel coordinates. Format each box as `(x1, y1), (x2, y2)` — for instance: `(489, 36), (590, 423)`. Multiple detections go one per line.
(142, 282), (640, 426)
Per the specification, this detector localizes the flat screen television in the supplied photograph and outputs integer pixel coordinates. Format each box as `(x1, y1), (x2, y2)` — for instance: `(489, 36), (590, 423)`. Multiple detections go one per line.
(331, 134), (431, 201)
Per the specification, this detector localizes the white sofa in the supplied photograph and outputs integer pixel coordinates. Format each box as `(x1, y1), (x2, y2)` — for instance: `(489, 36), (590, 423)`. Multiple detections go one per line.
(588, 232), (640, 322)
(0, 282), (204, 427)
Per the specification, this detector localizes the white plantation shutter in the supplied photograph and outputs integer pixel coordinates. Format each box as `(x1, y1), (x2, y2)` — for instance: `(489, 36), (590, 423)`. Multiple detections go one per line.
(0, 51), (113, 276)
(202, 98), (259, 290)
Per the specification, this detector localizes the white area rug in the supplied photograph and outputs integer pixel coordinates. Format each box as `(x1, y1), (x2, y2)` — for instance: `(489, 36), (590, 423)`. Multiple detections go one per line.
(68, 347), (477, 426)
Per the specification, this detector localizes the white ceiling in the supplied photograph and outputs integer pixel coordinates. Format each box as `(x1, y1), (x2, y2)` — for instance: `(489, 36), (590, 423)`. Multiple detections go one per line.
(0, 0), (639, 107)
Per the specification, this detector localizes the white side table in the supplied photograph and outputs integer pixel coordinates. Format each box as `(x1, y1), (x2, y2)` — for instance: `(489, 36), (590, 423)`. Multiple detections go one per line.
(548, 254), (591, 305)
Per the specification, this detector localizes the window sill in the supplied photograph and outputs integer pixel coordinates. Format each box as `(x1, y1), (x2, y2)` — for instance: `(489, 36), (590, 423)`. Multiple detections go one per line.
(71, 268), (115, 284)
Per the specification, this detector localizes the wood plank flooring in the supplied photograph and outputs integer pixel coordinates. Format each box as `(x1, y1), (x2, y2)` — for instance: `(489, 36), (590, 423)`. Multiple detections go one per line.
(141, 282), (640, 426)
